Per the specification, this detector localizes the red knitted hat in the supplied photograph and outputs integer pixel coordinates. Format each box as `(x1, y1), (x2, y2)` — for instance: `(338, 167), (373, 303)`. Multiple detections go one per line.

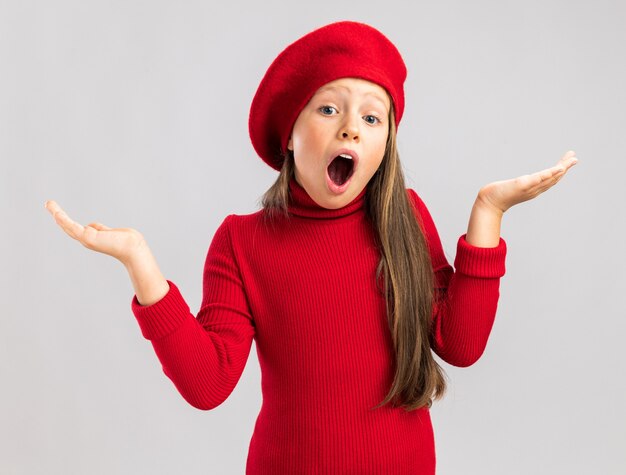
(248, 20), (408, 171)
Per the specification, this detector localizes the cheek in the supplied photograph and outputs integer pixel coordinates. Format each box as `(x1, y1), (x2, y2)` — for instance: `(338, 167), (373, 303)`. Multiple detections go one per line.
(293, 124), (325, 161)
(298, 123), (324, 147)
(369, 134), (388, 168)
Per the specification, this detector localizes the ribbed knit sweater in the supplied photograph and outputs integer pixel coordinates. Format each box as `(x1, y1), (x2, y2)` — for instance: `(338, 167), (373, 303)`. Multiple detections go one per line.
(131, 175), (507, 474)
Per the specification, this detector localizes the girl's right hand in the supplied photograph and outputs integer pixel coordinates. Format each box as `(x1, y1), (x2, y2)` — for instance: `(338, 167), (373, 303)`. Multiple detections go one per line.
(44, 200), (147, 266)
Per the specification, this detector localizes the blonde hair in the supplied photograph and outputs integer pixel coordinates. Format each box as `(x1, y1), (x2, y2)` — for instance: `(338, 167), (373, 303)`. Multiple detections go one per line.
(259, 102), (448, 412)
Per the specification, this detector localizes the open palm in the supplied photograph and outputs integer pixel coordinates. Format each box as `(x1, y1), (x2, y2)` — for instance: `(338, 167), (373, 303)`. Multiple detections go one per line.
(477, 150), (579, 214)
(44, 200), (146, 265)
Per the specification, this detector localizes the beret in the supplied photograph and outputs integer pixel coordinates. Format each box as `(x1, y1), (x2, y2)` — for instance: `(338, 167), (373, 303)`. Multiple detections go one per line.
(248, 20), (408, 171)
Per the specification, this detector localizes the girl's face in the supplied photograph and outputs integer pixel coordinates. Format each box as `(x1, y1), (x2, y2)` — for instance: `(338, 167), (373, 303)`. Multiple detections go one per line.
(287, 77), (391, 209)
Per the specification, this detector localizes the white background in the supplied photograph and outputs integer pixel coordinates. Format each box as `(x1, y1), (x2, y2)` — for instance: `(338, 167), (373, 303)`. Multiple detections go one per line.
(2, 0), (625, 473)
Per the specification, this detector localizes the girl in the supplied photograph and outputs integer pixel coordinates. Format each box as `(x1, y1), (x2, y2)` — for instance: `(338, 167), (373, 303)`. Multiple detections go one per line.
(45, 20), (578, 475)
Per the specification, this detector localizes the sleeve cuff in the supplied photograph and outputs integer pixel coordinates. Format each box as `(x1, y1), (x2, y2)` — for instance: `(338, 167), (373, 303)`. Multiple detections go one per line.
(130, 280), (191, 340)
(453, 234), (507, 278)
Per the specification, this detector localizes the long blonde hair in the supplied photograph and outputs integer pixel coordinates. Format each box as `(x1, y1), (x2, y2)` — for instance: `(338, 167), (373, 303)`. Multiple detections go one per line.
(259, 103), (448, 412)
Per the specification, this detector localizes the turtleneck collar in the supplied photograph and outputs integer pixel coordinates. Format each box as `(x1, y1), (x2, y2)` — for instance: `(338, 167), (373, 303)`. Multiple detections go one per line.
(287, 175), (367, 219)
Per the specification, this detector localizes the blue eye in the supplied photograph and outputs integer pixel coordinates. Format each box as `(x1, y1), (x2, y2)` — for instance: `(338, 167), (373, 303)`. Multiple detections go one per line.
(318, 106), (382, 125)
(364, 115), (381, 125)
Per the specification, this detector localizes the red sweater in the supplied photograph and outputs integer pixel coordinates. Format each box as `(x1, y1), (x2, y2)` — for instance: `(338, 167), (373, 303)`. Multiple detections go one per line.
(131, 176), (507, 474)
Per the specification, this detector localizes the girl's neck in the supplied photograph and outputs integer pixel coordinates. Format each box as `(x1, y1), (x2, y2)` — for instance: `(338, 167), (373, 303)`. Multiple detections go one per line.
(287, 175), (367, 219)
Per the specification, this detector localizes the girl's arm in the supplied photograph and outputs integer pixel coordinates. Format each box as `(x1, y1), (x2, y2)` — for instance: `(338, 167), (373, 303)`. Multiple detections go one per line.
(412, 151), (578, 367)
(466, 150), (578, 247)
(465, 199), (502, 248)
(44, 201), (254, 410)
(124, 245), (171, 306)
(130, 215), (256, 410)
(410, 190), (506, 367)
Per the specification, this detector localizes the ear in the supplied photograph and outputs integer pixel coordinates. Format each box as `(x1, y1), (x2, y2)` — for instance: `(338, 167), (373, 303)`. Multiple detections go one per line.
(287, 135), (293, 151)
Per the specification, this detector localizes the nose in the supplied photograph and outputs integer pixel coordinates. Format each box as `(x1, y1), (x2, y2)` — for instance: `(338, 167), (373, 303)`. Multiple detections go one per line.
(339, 114), (359, 141)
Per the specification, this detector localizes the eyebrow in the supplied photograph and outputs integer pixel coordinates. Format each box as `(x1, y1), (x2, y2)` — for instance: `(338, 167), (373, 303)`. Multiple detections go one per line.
(317, 85), (389, 110)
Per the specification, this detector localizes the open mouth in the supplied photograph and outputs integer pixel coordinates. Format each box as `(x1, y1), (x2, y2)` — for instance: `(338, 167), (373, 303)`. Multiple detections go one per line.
(327, 154), (355, 186)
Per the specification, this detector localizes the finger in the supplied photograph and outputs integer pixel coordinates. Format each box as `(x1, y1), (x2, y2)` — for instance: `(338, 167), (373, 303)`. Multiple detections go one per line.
(550, 154), (578, 183)
(45, 202), (86, 241)
(538, 164), (571, 193)
(538, 159), (572, 183)
(558, 151), (578, 168)
(86, 222), (111, 231)
(56, 212), (86, 241)
(45, 200), (65, 216)
(536, 167), (557, 183)
(537, 152), (579, 179)
(44, 200), (56, 213)
(523, 168), (560, 198)
(551, 158), (577, 185)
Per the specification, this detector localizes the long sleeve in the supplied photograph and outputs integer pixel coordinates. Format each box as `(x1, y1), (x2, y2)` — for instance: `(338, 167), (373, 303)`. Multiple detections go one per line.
(130, 214), (256, 410)
(408, 189), (507, 367)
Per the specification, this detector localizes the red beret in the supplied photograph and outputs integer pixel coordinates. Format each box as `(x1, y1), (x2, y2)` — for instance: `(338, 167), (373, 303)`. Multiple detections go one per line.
(248, 20), (408, 171)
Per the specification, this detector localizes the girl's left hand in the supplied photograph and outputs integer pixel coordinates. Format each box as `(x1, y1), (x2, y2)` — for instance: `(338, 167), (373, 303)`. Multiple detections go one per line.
(477, 150), (579, 215)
